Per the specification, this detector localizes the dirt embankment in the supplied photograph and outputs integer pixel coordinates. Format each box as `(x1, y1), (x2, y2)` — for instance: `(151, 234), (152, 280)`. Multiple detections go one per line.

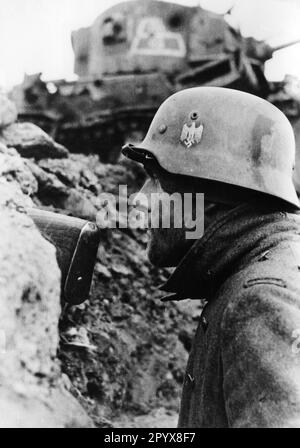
(0, 120), (92, 427)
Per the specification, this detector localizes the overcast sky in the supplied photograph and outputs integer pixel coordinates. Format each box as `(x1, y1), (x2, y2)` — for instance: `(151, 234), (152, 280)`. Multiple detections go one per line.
(0, 0), (300, 89)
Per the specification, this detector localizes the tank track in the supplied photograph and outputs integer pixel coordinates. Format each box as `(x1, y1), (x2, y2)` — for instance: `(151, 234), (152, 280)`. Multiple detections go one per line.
(18, 106), (155, 163)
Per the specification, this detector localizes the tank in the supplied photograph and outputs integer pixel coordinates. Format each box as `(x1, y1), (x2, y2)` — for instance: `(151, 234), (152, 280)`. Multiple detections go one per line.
(10, 0), (299, 162)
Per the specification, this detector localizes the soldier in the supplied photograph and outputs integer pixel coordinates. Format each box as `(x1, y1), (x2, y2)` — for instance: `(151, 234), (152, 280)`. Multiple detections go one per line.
(122, 87), (300, 428)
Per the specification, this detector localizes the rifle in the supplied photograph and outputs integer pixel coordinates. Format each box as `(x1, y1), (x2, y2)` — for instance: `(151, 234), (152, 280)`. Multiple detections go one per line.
(28, 208), (100, 306)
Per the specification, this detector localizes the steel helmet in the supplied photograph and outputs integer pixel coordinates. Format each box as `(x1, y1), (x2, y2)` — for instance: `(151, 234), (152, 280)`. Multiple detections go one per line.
(122, 87), (299, 208)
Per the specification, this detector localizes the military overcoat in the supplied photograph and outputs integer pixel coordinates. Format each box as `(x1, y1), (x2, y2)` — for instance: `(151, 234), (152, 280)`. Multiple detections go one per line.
(161, 204), (300, 428)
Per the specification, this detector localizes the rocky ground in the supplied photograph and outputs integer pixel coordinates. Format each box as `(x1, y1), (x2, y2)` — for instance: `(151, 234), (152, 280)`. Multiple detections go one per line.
(0, 99), (201, 427)
(31, 152), (201, 428)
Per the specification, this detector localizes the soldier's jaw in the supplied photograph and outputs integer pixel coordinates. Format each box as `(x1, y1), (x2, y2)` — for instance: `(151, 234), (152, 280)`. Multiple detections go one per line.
(147, 233), (174, 267)
(146, 227), (192, 268)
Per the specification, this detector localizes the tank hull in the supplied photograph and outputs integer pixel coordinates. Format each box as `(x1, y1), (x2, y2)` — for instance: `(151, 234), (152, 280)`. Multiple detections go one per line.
(11, 0), (277, 162)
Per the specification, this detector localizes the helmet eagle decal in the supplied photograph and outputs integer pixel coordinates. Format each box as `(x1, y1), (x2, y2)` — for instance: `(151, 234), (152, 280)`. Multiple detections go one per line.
(180, 122), (204, 148)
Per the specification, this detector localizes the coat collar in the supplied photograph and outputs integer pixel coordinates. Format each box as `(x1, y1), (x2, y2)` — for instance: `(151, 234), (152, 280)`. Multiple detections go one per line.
(159, 203), (297, 301)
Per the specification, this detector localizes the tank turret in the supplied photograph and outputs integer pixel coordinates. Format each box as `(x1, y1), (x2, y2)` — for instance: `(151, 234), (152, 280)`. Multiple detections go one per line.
(71, 0), (270, 93)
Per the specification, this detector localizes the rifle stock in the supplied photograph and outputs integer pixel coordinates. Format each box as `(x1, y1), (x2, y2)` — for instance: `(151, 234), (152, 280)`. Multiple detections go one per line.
(28, 208), (100, 305)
